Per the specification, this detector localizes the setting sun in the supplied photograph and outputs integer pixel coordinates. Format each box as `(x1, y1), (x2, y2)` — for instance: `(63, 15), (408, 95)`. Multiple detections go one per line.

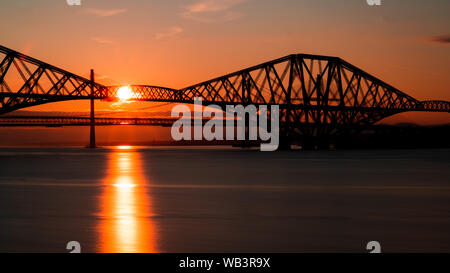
(116, 145), (133, 150)
(117, 86), (133, 101)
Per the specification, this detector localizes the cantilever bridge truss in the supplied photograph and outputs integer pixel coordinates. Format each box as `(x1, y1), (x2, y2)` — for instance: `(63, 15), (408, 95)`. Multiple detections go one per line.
(1, 44), (449, 143)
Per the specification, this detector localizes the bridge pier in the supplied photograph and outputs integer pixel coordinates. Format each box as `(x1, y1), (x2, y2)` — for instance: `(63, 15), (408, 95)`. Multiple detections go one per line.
(300, 136), (331, 150)
(89, 69), (96, 149)
(277, 132), (292, 150)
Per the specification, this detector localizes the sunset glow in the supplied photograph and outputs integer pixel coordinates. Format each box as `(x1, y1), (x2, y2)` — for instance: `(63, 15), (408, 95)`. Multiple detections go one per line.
(98, 149), (158, 253)
(117, 86), (133, 101)
(116, 145), (133, 150)
(1, 0), (450, 256)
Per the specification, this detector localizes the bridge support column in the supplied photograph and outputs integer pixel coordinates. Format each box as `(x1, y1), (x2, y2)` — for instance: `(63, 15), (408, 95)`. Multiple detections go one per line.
(277, 130), (292, 150)
(89, 69), (96, 149)
(301, 136), (315, 150)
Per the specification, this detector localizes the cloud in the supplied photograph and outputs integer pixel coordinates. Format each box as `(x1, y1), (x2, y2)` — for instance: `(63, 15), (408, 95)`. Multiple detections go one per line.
(155, 27), (183, 40)
(429, 34), (450, 44)
(187, 0), (246, 13)
(86, 8), (127, 17)
(91, 37), (113, 44)
(182, 0), (247, 22)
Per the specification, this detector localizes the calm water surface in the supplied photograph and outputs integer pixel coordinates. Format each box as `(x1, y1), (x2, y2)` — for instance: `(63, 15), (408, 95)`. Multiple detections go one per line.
(0, 147), (449, 253)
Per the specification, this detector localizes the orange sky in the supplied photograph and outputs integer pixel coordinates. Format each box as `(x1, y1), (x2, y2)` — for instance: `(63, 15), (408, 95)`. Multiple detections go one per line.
(0, 0), (449, 145)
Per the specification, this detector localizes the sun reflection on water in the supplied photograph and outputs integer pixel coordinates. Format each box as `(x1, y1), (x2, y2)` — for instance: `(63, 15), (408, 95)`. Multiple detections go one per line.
(98, 147), (158, 253)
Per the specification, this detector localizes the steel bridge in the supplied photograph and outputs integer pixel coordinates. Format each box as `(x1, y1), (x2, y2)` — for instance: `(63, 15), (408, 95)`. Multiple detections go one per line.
(1, 44), (449, 148)
(0, 116), (208, 127)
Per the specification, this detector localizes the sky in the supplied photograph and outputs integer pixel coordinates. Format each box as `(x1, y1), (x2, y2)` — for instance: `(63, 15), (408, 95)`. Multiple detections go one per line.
(0, 0), (449, 144)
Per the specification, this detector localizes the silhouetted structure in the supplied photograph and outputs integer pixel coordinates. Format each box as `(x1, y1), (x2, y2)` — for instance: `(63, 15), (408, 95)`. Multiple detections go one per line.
(1, 45), (449, 149)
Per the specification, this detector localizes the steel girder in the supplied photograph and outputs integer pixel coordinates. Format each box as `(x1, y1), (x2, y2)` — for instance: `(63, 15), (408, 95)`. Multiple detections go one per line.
(174, 54), (450, 137)
(1, 45), (449, 138)
(0, 116), (178, 127)
(419, 100), (450, 112)
(0, 45), (179, 114)
(0, 45), (109, 114)
(0, 115), (212, 127)
(107, 85), (178, 102)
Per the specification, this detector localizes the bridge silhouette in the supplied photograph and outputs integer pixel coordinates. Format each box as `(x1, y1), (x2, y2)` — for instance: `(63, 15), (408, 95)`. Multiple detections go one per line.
(1, 44), (449, 149)
(0, 115), (207, 127)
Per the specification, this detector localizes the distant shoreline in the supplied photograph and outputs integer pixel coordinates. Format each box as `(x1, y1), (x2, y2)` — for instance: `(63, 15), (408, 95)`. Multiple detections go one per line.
(0, 124), (448, 150)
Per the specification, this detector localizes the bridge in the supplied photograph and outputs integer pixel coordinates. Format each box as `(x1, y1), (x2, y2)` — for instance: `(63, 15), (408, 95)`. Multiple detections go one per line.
(0, 116), (210, 127)
(1, 44), (449, 149)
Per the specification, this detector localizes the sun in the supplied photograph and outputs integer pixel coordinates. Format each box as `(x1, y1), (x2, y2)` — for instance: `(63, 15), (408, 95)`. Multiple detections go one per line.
(117, 86), (133, 101)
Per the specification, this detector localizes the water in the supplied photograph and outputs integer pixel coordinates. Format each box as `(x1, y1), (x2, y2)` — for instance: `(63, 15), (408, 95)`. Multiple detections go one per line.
(0, 147), (449, 253)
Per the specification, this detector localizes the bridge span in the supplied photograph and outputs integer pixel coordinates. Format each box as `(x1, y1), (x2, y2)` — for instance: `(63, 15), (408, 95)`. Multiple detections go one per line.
(1, 44), (449, 148)
(0, 116), (209, 127)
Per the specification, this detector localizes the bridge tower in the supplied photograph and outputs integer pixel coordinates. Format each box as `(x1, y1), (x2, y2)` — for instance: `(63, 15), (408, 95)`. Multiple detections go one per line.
(241, 75), (252, 148)
(89, 69), (96, 149)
